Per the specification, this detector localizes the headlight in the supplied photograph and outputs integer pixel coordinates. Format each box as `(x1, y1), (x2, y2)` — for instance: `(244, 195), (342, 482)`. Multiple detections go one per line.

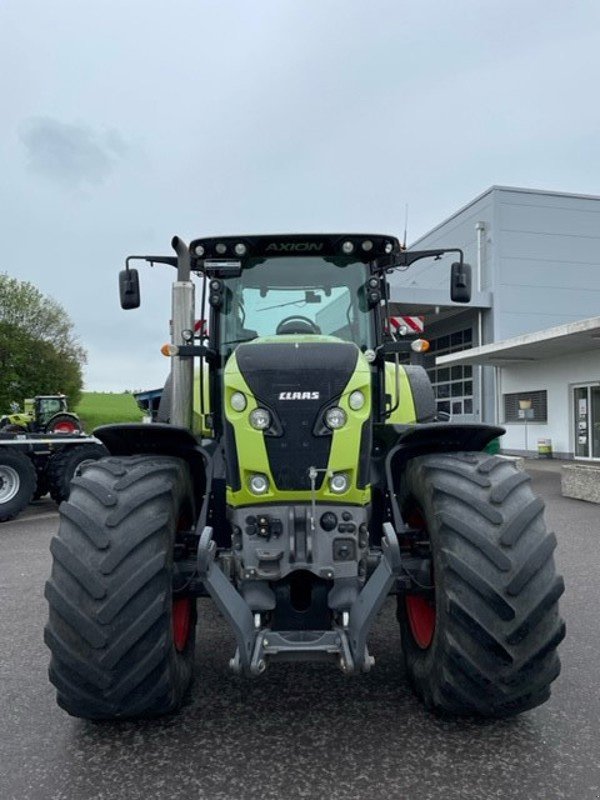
(325, 407), (347, 430)
(348, 390), (365, 411)
(230, 391), (247, 412)
(249, 474), (269, 494)
(329, 473), (349, 494)
(249, 407), (271, 430)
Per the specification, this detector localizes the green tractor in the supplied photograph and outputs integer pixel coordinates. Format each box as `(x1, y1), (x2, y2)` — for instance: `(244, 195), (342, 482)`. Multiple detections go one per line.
(0, 395), (82, 434)
(45, 234), (564, 720)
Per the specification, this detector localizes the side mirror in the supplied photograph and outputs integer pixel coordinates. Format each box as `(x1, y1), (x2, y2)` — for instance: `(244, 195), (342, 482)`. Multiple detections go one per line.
(119, 268), (140, 309)
(450, 262), (472, 303)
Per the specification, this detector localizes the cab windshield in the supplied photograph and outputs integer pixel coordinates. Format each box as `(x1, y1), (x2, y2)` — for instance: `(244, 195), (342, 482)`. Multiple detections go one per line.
(217, 256), (373, 354)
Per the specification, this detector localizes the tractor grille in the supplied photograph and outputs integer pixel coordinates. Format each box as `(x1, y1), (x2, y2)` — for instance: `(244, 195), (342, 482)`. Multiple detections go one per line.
(235, 341), (358, 491)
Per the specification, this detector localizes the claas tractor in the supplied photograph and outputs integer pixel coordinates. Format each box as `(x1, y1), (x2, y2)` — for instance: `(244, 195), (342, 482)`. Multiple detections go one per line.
(0, 395), (81, 434)
(45, 234), (564, 719)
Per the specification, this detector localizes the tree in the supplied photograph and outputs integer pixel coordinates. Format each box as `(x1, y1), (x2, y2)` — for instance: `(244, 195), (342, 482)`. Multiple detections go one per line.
(0, 274), (86, 411)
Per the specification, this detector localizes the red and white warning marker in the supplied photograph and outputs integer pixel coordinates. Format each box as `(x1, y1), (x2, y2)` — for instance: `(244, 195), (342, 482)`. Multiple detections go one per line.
(389, 315), (425, 334)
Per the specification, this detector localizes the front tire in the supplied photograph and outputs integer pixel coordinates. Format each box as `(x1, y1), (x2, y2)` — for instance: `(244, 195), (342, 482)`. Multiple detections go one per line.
(45, 455), (197, 719)
(397, 452), (565, 717)
(0, 448), (36, 521)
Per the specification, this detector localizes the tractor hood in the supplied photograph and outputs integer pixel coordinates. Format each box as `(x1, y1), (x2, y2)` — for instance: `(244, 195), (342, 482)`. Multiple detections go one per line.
(223, 336), (372, 503)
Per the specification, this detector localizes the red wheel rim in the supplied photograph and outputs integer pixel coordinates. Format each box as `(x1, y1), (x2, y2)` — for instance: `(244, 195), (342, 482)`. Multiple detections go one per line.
(53, 421), (77, 433)
(404, 507), (436, 650)
(405, 595), (436, 649)
(172, 597), (192, 652)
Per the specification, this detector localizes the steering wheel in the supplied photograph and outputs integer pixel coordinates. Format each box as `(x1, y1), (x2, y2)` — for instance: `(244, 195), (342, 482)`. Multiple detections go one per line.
(275, 315), (321, 335)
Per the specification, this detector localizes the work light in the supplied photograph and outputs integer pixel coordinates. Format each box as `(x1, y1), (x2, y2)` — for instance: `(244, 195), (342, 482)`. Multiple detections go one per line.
(249, 474), (269, 494)
(329, 473), (349, 494)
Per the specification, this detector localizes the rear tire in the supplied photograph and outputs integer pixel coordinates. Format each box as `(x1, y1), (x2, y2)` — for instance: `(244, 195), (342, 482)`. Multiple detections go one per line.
(45, 455), (197, 719)
(47, 443), (108, 504)
(0, 448), (36, 521)
(397, 452), (565, 717)
(45, 414), (82, 434)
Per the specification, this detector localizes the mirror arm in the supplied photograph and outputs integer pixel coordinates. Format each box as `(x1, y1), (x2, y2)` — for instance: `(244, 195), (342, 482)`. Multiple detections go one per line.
(125, 255), (178, 271)
(388, 248), (464, 269)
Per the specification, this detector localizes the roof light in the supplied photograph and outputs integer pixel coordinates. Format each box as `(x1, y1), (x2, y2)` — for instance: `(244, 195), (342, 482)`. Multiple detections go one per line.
(384, 241), (393, 254)
(362, 240), (373, 252)
(234, 243), (247, 256)
(342, 241), (354, 254)
(215, 243), (227, 255)
(194, 245), (205, 257)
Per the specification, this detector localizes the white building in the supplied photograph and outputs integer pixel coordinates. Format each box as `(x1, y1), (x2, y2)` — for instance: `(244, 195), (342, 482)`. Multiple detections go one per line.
(437, 317), (600, 460)
(388, 186), (600, 459)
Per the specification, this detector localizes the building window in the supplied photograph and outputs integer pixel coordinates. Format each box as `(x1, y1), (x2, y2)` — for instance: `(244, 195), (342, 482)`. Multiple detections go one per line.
(425, 328), (474, 416)
(503, 390), (548, 423)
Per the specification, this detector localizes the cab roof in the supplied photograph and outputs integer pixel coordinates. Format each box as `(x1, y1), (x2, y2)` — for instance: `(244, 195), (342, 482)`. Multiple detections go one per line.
(190, 233), (402, 268)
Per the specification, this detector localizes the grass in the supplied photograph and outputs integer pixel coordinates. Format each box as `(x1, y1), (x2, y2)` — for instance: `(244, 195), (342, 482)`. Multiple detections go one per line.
(74, 392), (144, 432)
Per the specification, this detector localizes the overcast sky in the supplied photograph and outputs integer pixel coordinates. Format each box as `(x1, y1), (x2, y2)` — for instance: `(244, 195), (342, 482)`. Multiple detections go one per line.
(1, 0), (599, 391)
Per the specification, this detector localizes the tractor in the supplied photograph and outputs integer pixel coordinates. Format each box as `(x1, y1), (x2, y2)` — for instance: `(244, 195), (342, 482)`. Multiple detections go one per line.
(0, 394), (81, 434)
(45, 234), (564, 720)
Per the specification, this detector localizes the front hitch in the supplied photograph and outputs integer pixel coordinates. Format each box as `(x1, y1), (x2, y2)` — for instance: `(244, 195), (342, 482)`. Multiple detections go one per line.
(196, 523), (403, 675)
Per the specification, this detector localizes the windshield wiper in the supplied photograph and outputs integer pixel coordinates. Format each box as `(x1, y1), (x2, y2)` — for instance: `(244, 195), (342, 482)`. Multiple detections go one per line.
(257, 299), (307, 312)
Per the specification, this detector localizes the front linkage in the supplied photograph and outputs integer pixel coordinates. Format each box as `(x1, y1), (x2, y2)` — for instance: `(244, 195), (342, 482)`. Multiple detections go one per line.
(196, 521), (402, 675)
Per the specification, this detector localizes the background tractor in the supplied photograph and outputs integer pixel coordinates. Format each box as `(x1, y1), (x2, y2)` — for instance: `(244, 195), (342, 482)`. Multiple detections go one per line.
(45, 234), (564, 720)
(0, 395), (82, 434)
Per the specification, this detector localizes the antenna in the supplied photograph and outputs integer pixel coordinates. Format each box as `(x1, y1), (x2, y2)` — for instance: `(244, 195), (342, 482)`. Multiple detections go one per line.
(402, 203), (409, 251)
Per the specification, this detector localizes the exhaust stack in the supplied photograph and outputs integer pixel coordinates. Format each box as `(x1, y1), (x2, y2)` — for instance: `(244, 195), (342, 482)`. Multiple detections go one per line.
(170, 236), (194, 429)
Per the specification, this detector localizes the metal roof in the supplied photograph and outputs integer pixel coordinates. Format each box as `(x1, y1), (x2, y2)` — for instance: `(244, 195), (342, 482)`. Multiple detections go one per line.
(436, 316), (600, 367)
(410, 185), (600, 248)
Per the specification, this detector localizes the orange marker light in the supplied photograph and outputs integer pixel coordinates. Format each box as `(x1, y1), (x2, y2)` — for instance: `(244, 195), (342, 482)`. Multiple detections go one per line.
(161, 343), (178, 357)
(411, 339), (430, 353)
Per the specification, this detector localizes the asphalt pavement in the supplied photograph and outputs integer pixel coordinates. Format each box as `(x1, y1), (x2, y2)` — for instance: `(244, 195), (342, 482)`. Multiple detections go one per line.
(1, 469), (599, 800)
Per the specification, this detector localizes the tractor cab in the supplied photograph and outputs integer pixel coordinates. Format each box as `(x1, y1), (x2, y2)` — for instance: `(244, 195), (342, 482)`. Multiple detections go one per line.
(193, 234), (392, 359)
(189, 235), (472, 433)
(32, 395), (68, 426)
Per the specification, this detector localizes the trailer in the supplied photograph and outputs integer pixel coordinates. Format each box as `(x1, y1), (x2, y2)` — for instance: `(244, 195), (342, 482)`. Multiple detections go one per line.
(0, 432), (107, 522)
